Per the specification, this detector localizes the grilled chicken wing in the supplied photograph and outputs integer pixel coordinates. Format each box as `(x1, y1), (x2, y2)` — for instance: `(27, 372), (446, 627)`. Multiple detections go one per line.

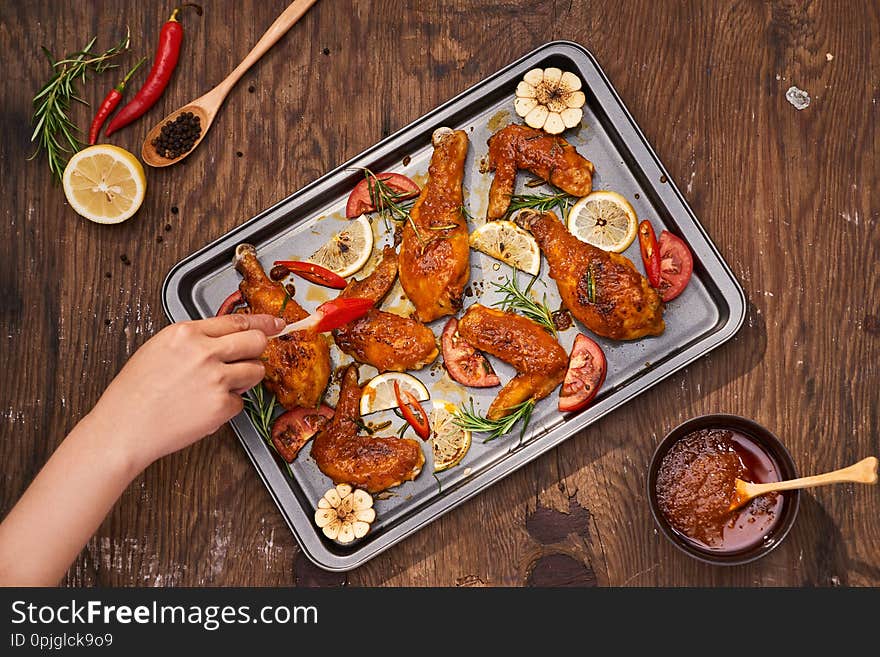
(312, 365), (425, 492)
(334, 247), (438, 371)
(457, 304), (567, 419)
(399, 128), (470, 322)
(234, 244), (331, 409)
(487, 124), (595, 220)
(517, 210), (664, 340)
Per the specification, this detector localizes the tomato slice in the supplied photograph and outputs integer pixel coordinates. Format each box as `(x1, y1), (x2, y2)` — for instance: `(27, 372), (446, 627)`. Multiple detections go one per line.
(270, 405), (334, 462)
(346, 172), (420, 218)
(273, 261), (348, 289)
(558, 334), (607, 413)
(216, 290), (245, 316)
(441, 318), (500, 388)
(657, 231), (694, 302)
(638, 220), (662, 288)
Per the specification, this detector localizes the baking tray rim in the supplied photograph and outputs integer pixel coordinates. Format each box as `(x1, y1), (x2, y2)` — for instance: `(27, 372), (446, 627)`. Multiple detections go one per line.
(162, 40), (747, 571)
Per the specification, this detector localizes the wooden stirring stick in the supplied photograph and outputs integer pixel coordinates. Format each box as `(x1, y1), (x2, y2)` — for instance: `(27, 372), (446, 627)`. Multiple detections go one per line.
(141, 0), (319, 167)
(729, 456), (878, 511)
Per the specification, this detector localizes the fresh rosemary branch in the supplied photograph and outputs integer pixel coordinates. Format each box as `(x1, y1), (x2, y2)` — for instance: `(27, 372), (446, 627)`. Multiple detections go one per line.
(491, 268), (557, 335)
(504, 186), (577, 219)
(243, 383), (277, 445)
(453, 398), (535, 442)
(362, 168), (417, 226)
(30, 29), (131, 181)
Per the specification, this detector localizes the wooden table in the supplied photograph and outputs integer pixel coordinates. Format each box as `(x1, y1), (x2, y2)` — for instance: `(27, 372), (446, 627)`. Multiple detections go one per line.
(2, 0), (877, 587)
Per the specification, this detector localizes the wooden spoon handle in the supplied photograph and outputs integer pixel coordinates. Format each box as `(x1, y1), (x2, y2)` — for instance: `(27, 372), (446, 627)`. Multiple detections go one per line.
(211, 0), (319, 99)
(749, 456), (878, 496)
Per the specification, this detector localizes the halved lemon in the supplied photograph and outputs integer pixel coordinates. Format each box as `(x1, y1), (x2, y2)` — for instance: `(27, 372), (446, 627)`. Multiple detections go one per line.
(360, 372), (430, 416)
(309, 213), (373, 277)
(567, 190), (638, 253)
(62, 145), (146, 224)
(469, 219), (541, 276)
(429, 400), (471, 472)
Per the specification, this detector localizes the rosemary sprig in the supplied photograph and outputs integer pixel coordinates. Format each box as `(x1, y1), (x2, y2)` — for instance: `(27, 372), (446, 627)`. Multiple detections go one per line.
(585, 263), (596, 303)
(491, 268), (557, 335)
(30, 29), (131, 181)
(504, 186), (577, 219)
(362, 168), (417, 227)
(453, 398), (535, 442)
(243, 383), (277, 446)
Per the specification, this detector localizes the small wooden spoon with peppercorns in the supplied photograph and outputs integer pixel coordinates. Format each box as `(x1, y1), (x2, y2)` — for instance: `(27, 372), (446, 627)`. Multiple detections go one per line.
(728, 456), (878, 512)
(141, 0), (318, 167)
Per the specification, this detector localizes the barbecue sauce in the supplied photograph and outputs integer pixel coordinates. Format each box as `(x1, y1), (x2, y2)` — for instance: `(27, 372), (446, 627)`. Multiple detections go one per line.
(656, 428), (784, 552)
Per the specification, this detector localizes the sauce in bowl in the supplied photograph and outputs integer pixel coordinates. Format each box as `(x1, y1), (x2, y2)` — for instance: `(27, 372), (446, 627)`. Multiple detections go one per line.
(655, 428), (784, 552)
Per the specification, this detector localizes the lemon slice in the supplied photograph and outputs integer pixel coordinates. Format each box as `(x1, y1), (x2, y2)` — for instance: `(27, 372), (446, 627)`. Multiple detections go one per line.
(309, 213), (373, 277)
(360, 372), (430, 416)
(429, 400), (471, 472)
(469, 220), (541, 276)
(62, 145), (146, 224)
(567, 191), (638, 253)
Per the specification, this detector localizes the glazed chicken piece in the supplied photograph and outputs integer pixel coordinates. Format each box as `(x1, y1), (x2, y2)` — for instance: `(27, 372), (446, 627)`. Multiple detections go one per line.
(399, 127), (470, 322)
(457, 304), (567, 419)
(517, 210), (665, 340)
(487, 124), (595, 220)
(312, 365), (425, 492)
(334, 246), (438, 371)
(234, 244), (331, 409)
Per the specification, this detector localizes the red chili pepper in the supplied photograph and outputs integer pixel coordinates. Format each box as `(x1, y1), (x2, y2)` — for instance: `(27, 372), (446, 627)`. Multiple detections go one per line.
(104, 4), (202, 137)
(273, 260), (348, 289)
(88, 57), (147, 145)
(393, 381), (431, 440)
(638, 220), (662, 288)
(216, 290), (244, 316)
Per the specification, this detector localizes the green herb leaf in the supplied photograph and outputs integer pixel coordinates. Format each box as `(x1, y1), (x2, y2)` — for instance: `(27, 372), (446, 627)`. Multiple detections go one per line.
(453, 398), (535, 442)
(491, 268), (557, 335)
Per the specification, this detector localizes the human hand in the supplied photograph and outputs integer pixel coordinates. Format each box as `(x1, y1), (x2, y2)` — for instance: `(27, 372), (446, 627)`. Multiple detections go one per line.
(88, 313), (284, 472)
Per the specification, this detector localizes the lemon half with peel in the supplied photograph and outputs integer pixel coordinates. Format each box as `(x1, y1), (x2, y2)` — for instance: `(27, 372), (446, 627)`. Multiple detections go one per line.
(469, 219), (541, 276)
(429, 400), (471, 472)
(309, 213), (374, 277)
(567, 190), (638, 253)
(359, 372), (430, 416)
(62, 145), (146, 224)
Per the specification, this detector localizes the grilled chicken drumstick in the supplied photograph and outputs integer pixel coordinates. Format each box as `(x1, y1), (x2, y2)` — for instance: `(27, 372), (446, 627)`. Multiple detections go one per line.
(334, 246), (438, 371)
(312, 365), (425, 492)
(517, 210), (665, 340)
(486, 124), (594, 220)
(234, 243), (331, 409)
(399, 127), (470, 322)
(457, 304), (568, 419)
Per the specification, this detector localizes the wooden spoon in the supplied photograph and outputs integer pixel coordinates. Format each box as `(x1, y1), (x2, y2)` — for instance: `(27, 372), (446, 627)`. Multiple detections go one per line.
(141, 0), (319, 167)
(729, 456), (878, 511)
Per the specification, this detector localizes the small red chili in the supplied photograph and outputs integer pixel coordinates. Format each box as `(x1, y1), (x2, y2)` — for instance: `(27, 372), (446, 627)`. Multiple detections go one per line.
(88, 57), (146, 145)
(104, 4), (203, 137)
(273, 260), (348, 289)
(393, 381), (431, 440)
(638, 220), (662, 288)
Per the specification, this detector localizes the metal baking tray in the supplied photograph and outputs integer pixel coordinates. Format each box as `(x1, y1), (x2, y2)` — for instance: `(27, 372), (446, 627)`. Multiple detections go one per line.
(162, 41), (745, 571)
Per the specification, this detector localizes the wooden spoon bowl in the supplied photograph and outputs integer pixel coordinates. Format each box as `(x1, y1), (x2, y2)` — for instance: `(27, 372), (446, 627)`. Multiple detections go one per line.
(140, 102), (214, 167)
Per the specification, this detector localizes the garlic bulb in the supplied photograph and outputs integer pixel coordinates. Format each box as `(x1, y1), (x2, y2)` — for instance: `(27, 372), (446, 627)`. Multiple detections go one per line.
(314, 484), (376, 543)
(514, 67), (585, 134)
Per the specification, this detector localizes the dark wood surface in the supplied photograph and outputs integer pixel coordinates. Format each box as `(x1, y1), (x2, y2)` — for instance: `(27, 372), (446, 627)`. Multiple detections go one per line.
(1, 0), (877, 587)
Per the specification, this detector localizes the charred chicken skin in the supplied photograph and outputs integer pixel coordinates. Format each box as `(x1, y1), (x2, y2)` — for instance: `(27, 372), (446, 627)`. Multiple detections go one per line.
(334, 247), (438, 371)
(457, 304), (567, 419)
(311, 365), (425, 492)
(233, 244), (331, 409)
(487, 124), (595, 220)
(399, 128), (470, 322)
(517, 210), (665, 340)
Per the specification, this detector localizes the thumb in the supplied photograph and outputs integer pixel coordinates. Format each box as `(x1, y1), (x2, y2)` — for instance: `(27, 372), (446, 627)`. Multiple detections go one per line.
(197, 313), (286, 337)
